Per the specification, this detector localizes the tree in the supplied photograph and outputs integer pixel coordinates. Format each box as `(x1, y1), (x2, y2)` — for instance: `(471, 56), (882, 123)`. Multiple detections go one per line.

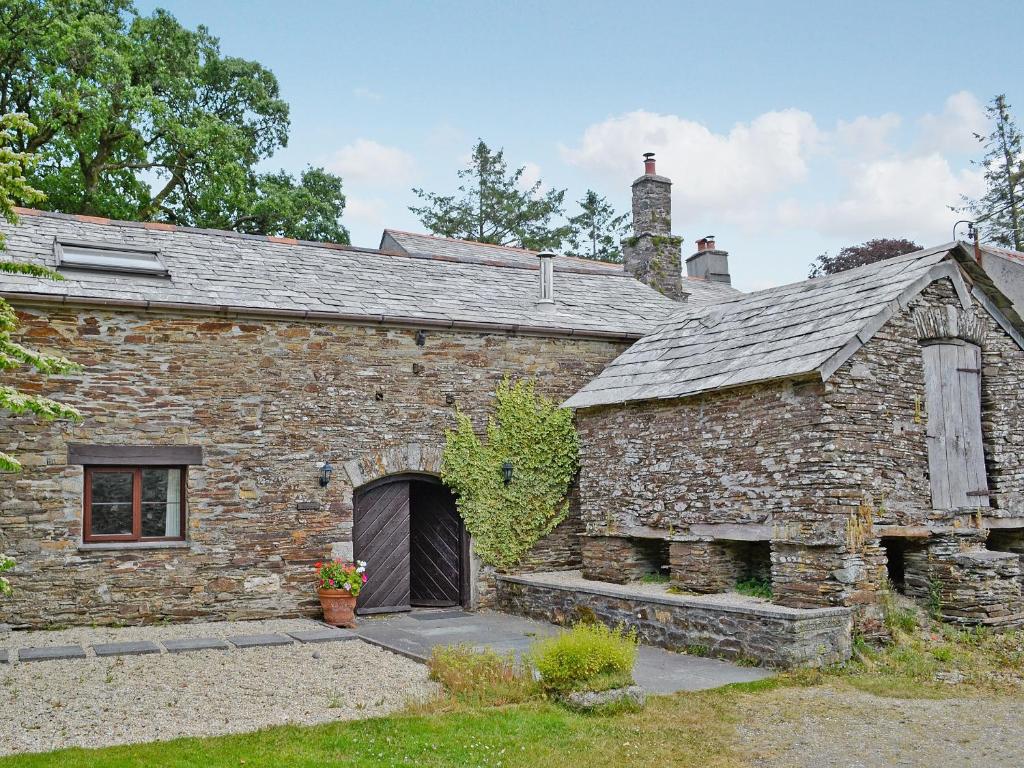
(410, 140), (568, 251)
(191, 166), (349, 243)
(1, 113), (83, 594)
(808, 238), (921, 278)
(0, 0), (348, 242)
(964, 95), (1023, 251)
(564, 190), (629, 262)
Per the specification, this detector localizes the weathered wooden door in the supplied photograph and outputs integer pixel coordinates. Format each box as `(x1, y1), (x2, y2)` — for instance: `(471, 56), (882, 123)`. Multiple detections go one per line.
(353, 481), (411, 614)
(410, 482), (462, 607)
(922, 341), (989, 510)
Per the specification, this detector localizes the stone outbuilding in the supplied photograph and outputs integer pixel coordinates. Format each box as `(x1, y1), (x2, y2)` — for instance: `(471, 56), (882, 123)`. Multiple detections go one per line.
(566, 241), (1024, 627)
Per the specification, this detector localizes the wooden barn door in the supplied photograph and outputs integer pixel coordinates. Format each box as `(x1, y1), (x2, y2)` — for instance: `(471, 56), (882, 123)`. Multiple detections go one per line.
(353, 481), (411, 614)
(922, 341), (989, 510)
(409, 482), (463, 607)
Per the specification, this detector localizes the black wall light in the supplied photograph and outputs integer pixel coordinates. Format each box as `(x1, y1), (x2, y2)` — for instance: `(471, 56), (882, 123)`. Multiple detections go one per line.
(501, 460), (513, 486)
(319, 460), (333, 488)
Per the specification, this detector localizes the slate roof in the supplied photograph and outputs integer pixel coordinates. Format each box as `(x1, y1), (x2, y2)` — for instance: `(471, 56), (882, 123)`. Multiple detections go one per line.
(0, 209), (696, 340)
(381, 229), (622, 274)
(565, 245), (984, 409)
(382, 229), (742, 303)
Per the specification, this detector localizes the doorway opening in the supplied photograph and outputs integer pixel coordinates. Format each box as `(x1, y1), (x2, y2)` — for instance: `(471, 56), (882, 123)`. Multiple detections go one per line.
(353, 473), (467, 615)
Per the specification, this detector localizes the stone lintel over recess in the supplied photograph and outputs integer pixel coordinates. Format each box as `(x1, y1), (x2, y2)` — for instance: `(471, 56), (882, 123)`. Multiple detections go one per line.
(689, 523), (774, 542)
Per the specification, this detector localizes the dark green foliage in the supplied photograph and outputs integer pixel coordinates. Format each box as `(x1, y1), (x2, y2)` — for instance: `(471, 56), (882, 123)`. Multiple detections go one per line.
(964, 95), (1024, 251)
(0, 0), (347, 241)
(564, 190), (629, 262)
(410, 140), (568, 251)
(808, 238), (921, 278)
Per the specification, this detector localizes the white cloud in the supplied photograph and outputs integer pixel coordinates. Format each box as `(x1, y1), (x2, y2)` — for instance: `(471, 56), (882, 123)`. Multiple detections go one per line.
(327, 139), (416, 186)
(561, 109), (821, 215)
(781, 154), (985, 242)
(565, 93), (987, 250)
(834, 113), (902, 158)
(917, 91), (986, 154)
(344, 196), (389, 235)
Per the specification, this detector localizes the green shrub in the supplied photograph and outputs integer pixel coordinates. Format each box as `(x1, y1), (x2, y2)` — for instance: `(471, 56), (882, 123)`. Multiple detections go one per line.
(427, 644), (538, 706)
(530, 623), (638, 694)
(734, 577), (772, 599)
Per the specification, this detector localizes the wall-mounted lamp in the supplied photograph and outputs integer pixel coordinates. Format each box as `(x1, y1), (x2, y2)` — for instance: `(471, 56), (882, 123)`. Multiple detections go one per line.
(319, 460), (333, 488)
(415, 330), (426, 346)
(501, 460), (513, 486)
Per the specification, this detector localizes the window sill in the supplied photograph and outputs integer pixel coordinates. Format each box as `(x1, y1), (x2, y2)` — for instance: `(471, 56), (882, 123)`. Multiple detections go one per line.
(78, 541), (191, 552)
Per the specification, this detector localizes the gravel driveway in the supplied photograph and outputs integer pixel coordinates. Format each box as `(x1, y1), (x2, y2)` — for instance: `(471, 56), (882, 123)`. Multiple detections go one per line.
(0, 619), (438, 756)
(735, 685), (1024, 767)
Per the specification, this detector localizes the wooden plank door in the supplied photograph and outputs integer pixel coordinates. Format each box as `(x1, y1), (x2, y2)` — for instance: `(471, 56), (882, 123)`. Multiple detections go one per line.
(353, 481), (411, 614)
(410, 482), (462, 607)
(922, 342), (989, 510)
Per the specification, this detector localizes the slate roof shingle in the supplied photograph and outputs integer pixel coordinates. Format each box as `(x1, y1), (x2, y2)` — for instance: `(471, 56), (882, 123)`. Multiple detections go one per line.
(564, 245), (979, 408)
(382, 229), (742, 304)
(0, 209), (724, 340)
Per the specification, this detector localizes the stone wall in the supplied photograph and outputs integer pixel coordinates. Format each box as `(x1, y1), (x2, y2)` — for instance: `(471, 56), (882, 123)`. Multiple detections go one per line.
(0, 303), (625, 627)
(575, 279), (1024, 618)
(495, 572), (852, 668)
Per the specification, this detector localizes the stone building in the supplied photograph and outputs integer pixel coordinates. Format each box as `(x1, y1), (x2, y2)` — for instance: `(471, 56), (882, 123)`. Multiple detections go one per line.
(567, 234), (1024, 626)
(0, 183), (740, 627)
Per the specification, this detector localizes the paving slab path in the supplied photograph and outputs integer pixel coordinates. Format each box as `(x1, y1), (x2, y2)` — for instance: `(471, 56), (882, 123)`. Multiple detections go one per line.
(0, 623), (355, 663)
(352, 608), (772, 693)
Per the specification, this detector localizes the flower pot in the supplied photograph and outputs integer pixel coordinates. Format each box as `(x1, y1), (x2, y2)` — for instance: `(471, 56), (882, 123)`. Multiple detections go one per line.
(318, 589), (358, 628)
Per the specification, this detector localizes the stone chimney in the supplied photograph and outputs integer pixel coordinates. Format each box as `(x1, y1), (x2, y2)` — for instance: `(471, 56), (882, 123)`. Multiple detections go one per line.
(686, 235), (731, 285)
(622, 153), (685, 300)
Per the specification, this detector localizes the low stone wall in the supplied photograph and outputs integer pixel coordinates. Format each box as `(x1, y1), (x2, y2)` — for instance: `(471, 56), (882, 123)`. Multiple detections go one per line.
(495, 571), (852, 668)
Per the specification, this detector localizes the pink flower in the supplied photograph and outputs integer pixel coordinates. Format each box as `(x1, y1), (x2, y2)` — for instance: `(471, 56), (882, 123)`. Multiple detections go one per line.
(328, 579), (335, 587)
(362, 574), (367, 583)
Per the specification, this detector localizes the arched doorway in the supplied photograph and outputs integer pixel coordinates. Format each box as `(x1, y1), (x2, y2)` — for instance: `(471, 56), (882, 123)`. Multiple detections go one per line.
(353, 473), (467, 615)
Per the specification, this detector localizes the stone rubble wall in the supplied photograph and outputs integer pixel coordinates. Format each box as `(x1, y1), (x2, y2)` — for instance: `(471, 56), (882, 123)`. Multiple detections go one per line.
(0, 303), (623, 627)
(496, 573), (852, 668)
(904, 529), (1024, 627)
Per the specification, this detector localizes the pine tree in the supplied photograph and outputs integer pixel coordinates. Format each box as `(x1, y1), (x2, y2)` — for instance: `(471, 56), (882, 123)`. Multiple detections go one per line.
(965, 95), (1023, 251)
(564, 190), (630, 263)
(410, 140), (568, 251)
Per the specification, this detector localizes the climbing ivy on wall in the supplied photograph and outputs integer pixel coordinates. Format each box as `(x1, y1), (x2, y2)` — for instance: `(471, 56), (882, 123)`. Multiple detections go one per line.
(441, 378), (579, 570)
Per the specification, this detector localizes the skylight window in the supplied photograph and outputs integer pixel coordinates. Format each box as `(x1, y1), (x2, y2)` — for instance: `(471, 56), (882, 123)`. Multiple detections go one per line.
(55, 240), (168, 277)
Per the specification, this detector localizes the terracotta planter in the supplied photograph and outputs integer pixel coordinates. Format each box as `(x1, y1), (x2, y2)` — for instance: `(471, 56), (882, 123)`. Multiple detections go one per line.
(318, 589), (358, 627)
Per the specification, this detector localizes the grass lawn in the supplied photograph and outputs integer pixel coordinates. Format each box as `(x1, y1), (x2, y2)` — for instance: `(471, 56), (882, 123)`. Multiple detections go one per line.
(0, 682), (766, 768)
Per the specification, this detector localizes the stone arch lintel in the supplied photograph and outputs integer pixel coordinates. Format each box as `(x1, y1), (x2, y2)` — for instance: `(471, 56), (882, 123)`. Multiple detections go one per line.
(342, 441), (444, 489)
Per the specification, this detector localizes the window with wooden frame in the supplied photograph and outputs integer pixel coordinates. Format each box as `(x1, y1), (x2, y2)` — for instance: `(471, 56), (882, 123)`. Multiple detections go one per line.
(83, 467), (186, 543)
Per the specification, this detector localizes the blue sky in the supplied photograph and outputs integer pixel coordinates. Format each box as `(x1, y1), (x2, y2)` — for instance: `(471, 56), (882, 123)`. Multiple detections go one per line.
(137, 0), (1021, 290)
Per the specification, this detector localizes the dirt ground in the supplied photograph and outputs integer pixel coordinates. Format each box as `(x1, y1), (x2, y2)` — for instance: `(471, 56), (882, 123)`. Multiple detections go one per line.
(733, 685), (1024, 768)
